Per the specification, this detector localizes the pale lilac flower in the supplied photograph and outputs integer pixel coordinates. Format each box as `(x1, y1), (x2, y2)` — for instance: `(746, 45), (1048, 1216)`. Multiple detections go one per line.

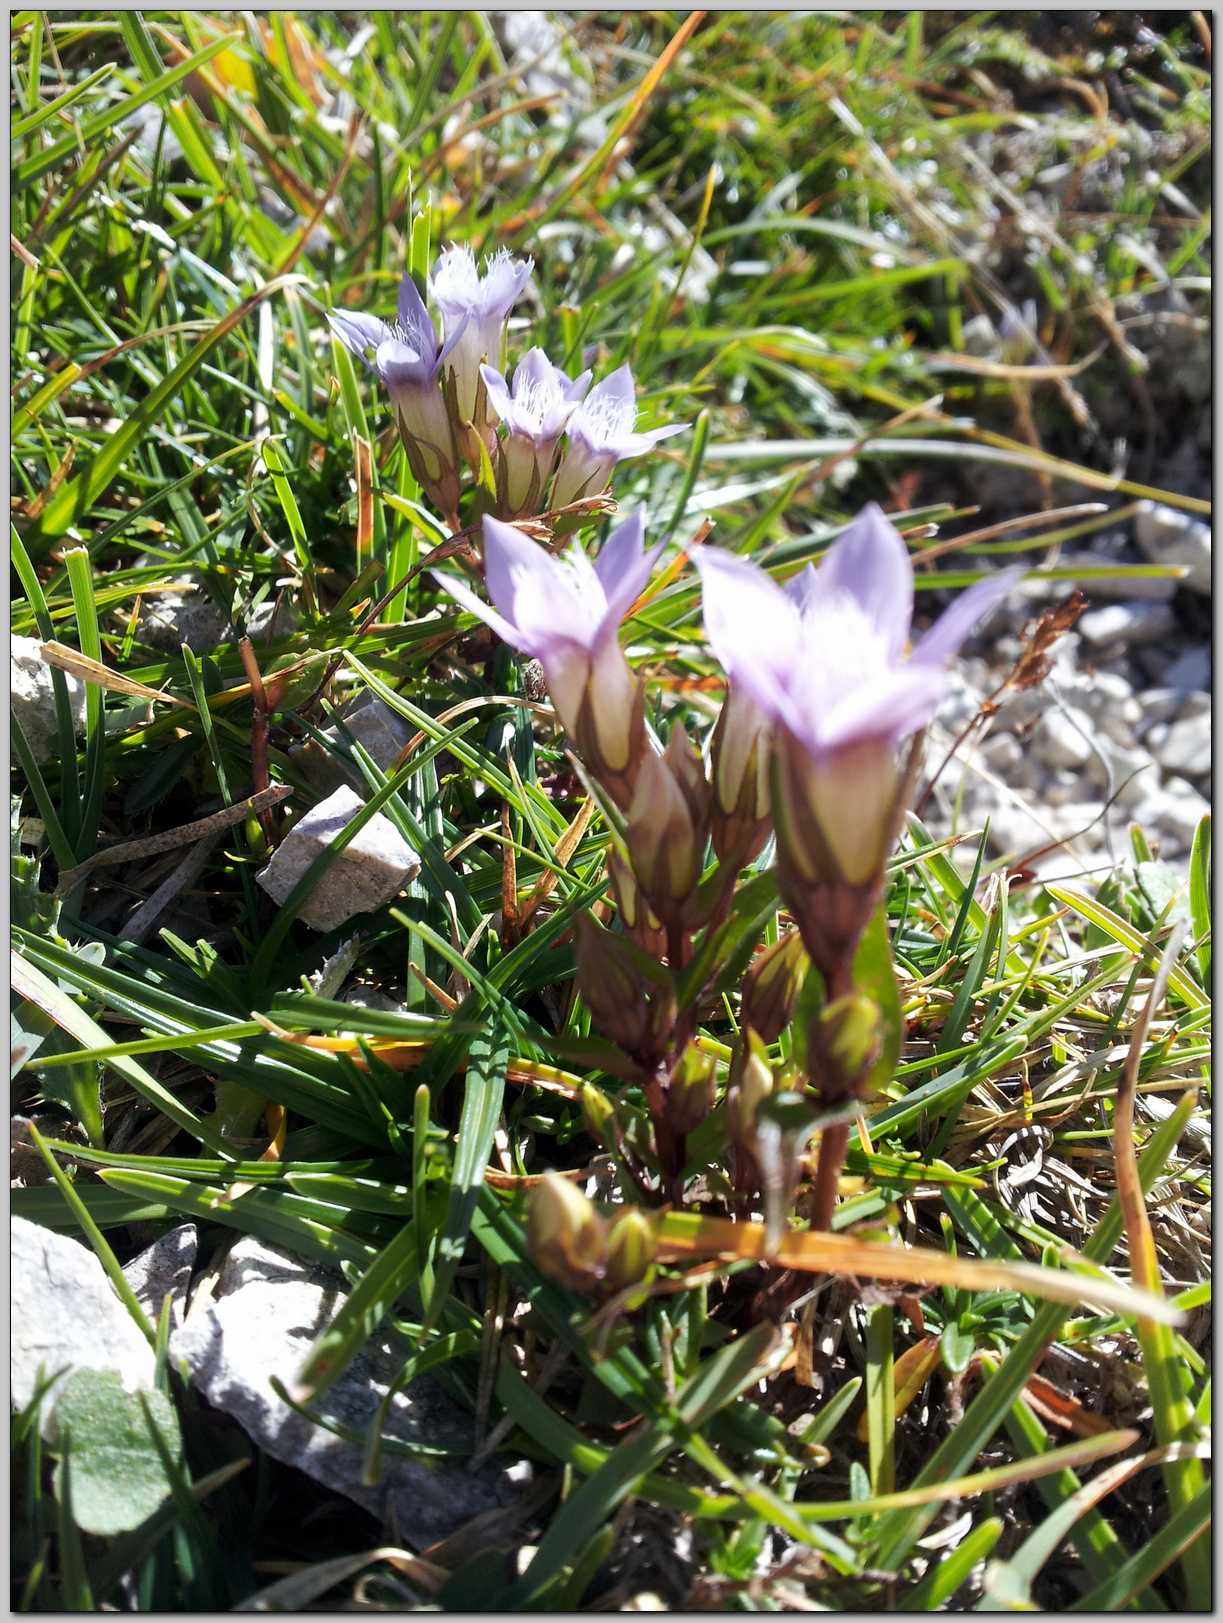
(696, 503), (1021, 900)
(328, 275), (463, 509)
(551, 364), (687, 511)
(430, 244), (534, 430)
(480, 347), (592, 516)
(432, 513), (662, 791)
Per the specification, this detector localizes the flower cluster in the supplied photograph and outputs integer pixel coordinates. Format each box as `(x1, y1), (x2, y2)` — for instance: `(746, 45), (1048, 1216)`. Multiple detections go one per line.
(328, 246), (684, 527)
(328, 236), (1019, 1274)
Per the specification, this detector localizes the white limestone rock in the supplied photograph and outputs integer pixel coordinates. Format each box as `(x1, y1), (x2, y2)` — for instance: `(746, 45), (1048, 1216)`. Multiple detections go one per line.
(11, 636), (87, 763)
(1034, 706), (1094, 770)
(1133, 500), (1211, 595)
(1077, 602), (1175, 650)
(11, 1217), (156, 1417)
(170, 1235), (525, 1545)
(122, 1223), (198, 1333)
(256, 786), (421, 932)
(292, 696), (414, 796)
(1154, 713), (1211, 782)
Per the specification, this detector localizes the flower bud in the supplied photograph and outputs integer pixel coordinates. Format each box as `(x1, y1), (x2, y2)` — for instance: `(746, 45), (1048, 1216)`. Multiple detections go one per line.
(527, 1174), (607, 1290)
(607, 846), (667, 958)
(727, 1030), (776, 1148)
(809, 992), (881, 1106)
(663, 721), (710, 839)
(574, 913), (676, 1065)
(741, 930), (808, 1045)
(581, 1083), (615, 1150)
(626, 750), (701, 921)
(667, 1043), (717, 1137)
(603, 1206), (657, 1295)
(709, 683), (771, 867)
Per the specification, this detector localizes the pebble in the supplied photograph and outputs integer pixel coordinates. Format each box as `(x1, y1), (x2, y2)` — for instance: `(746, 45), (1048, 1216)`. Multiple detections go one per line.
(1133, 500), (1211, 595)
(11, 1217), (156, 1418)
(1154, 713), (1212, 781)
(292, 696), (414, 796)
(11, 636), (87, 763)
(1034, 706), (1094, 770)
(1133, 779), (1211, 848)
(1077, 602), (1175, 650)
(256, 786), (421, 932)
(139, 587), (232, 654)
(170, 1235), (524, 1544)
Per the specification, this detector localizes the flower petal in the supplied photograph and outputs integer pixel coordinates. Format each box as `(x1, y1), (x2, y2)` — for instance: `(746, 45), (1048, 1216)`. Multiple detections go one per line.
(612, 422), (689, 461)
(815, 503), (914, 660)
(694, 548), (802, 727)
(480, 362), (514, 424)
(431, 569), (533, 655)
(563, 367), (593, 402)
(480, 515), (602, 650)
(327, 310), (391, 365)
(594, 512), (664, 627)
(805, 662), (949, 754)
(910, 567), (1024, 669)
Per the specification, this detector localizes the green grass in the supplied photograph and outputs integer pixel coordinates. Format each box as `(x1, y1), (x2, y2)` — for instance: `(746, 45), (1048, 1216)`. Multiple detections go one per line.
(10, 10), (1211, 1613)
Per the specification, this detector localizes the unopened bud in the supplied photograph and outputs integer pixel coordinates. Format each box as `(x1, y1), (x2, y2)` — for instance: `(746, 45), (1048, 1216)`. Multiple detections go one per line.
(727, 1030), (776, 1146)
(809, 993), (881, 1106)
(668, 1043), (717, 1137)
(741, 930), (808, 1045)
(604, 1206), (657, 1294)
(527, 1174), (606, 1290)
(575, 913), (676, 1064)
(626, 750), (701, 917)
(663, 721), (710, 838)
(709, 684), (771, 866)
(581, 1083), (615, 1149)
(608, 847), (667, 957)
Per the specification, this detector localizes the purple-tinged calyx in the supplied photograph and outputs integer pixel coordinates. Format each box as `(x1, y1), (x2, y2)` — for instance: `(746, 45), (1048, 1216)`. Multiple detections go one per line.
(480, 347), (591, 517)
(551, 364), (686, 511)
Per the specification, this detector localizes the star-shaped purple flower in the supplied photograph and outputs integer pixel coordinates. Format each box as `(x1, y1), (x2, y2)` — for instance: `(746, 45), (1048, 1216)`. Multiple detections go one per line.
(480, 347), (591, 516)
(551, 364), (687, 510)
(430, 244), (534, 430)
(433, 513), (663, 791)
(327, 273), (464, 510)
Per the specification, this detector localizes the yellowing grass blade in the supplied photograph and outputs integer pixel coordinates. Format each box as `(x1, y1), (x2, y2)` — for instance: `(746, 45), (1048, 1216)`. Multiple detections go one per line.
(654, 1213), (1184, 1326)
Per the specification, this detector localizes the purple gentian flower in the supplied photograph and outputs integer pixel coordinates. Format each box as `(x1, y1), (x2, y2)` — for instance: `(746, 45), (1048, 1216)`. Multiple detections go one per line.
(551, 364), (687, 511)
(328, 274), (464, 512)
(430, 244), (534, 432)
(480, 347), (592, 517)
(432, 513), (661, 798)
(696, 504), (1020, 965)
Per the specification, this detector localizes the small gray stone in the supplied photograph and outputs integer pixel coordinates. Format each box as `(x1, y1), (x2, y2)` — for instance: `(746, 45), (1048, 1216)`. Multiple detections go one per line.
(1034, 707), (1094, 770)
(256, 786), (421, 932)
(1132, 780), (1210, 851)
(1087, 739), (1155, 808)
(170, 1235), (525, 1545)
(1133, 501), (1211, 595)
(293, 696), (415, 796)
(978, 731), (1023, 775)
(11, 636), (87, 763)
(1155, 713), (1211, 781)
(122, 1223), (198, 1333)
(1078, 603), (1175, 651)
(139, 588), (233, 653)
(11, 1217), (156, 1416)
